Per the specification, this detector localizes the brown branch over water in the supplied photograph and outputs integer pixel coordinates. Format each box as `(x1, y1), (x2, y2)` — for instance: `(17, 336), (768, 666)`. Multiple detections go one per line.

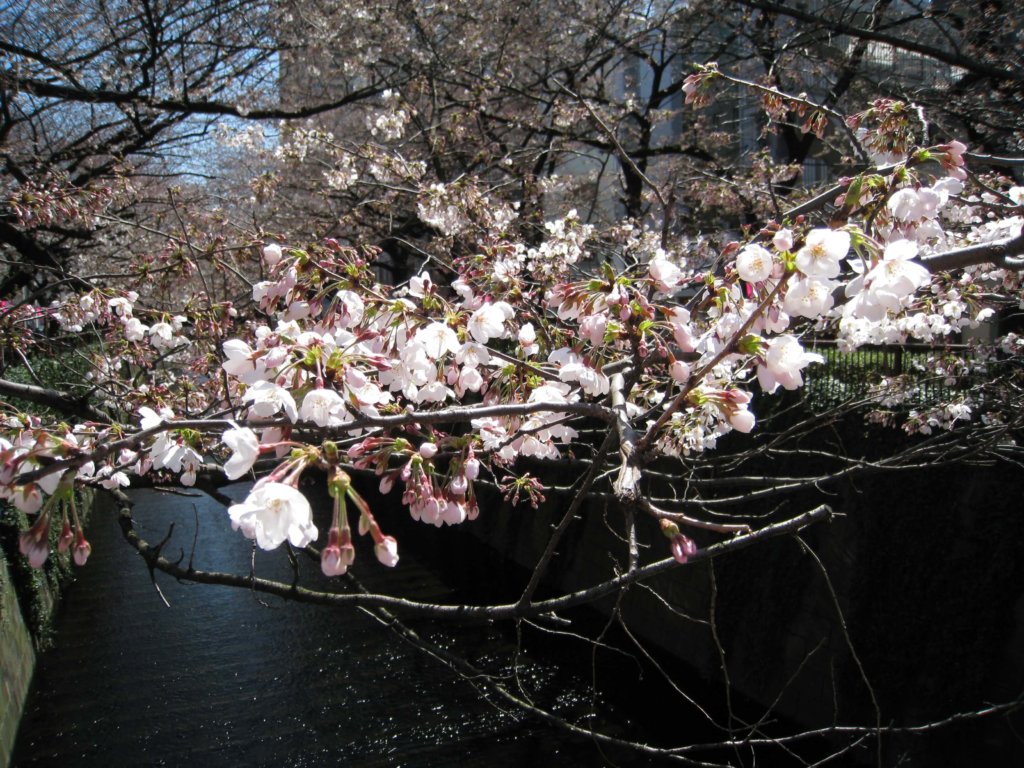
(110, 487), (832, 620)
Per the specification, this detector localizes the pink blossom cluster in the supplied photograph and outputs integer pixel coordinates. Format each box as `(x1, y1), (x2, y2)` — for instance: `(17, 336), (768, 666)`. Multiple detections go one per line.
(3, 127), (1022, 573)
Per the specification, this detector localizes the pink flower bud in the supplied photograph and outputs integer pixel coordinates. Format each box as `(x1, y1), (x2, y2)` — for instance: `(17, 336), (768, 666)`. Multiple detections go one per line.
(418, 442), (438, 459)
(12, 483), (43, 514)
(418, 497), (442, 526)
(73, 530), (92, 567)
(463, 456), (480, 481)
(670, 534), (698, 564)
(944, 140), (967, 164)
(669, 360), (691, 383)
(321, 544), (348, 576)
(448, 474), (468, 496)
(374, 535), (399, 567)
(58, 519), (74, 553)
(262, 243), (283, 268)
(442, 500), (467, 526)
(773, 228), (794, 252)
(19, 511), (51, 569)
(321, 527), (355, 576)
(729, 408), (756, 434)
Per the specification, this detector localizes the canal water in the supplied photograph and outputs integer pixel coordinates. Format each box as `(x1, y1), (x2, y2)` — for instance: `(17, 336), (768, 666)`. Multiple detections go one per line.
(11, 485), (652, 767)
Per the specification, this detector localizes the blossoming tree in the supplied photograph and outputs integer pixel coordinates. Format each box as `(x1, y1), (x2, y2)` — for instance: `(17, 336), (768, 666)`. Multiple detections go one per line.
(2, 0), (1023, 764)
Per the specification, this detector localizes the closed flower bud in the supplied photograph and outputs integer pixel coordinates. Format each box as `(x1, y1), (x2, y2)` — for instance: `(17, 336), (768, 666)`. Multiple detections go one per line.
(321, 545), (348, 576)
(19, 511), (51, 569)
(73, 530), (92, 567)
(448, 474), (468, 496)
(262, 243), (283, 268)
(374, 536), (399, 567)
(670, 360), (691, 383)
(671, 534), (698, 565)
(58, 519), (74, 553)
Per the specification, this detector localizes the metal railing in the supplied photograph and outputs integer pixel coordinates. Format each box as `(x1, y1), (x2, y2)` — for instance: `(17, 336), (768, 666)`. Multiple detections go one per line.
(801, 340), (977, 408)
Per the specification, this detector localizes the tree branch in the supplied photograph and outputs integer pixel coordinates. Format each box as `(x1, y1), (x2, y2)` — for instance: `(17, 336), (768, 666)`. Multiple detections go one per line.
(0, 376), (110, 422)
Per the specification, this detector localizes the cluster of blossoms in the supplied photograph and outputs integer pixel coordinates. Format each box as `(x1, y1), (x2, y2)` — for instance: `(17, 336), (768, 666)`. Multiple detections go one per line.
(416, 181), (519, 238)
(7, 172), (122, 230)
(3, 124), (1023, 574)
(367, 89), (413, 142)
(0, 299), (49, 356)
(267, 119), (429, 198)
(2, 432), (92, 568)
(53, 290), (190, 351)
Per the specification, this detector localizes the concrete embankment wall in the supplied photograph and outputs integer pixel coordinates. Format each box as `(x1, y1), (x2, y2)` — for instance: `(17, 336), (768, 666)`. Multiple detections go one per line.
(0, 492), (84, 768)
(465, 445), (1024, 764)
(0, 553), (35, 768)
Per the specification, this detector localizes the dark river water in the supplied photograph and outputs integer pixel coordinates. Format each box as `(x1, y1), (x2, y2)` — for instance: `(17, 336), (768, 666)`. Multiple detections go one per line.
(12, 485), (654, 767)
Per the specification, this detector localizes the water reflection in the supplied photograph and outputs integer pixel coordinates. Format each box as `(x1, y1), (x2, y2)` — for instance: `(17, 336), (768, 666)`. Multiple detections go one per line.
(12, 486), (619, 767)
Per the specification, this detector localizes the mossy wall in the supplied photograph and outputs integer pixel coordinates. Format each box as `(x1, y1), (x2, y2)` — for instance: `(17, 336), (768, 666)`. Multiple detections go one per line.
(0, 550), (35, 768)
(0, 490), (92, 768)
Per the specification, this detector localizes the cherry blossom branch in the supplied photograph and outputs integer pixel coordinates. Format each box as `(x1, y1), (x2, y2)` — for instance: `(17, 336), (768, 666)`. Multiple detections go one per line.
(12, 400), (613, 486)
(705, 67), (866, 160)
(733, 0), (1023, 84)
(2, 72), (388, 122)
(920, 226), (1024, 272)
(673, 693), (1024, 752)
(516, 426), (618, 610)
(610, 371), (643, 503)
(349, 583), (732, 767)
(964, 153), (1024, 168)
(637, 274), (792, 454)
(639, 498), (752, 534)
(0, 376), (111, 422)
(110, 487), (832, 620)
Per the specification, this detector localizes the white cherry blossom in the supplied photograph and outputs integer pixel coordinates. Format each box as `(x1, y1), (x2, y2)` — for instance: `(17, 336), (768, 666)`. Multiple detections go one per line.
(784, 277), (836, 319)
(736, 244), (774, 283)
(222, 339), (267, 383)
(414, 321), (460, 359)
(223, 426), (260, 480)
(795, 229), (850, 279)
(468, 302), (507, 343)
(244, 381), (299, 422)
(300, 388), (347, 427)
(648, 251), (683, 291)
(228, 482), (318, 550)
(757, 335), (824, 394)
(124, 317), (148, 342)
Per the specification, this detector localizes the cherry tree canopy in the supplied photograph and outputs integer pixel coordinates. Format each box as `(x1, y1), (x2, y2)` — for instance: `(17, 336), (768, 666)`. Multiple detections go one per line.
(2, 0), (1023, 764)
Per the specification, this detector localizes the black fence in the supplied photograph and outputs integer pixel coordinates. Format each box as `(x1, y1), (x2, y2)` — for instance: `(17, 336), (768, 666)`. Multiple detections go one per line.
(801, 340), (977, 409)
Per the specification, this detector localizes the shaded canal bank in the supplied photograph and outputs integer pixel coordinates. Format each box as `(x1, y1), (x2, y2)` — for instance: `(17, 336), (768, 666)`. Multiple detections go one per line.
(10, 486), (676, 767)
